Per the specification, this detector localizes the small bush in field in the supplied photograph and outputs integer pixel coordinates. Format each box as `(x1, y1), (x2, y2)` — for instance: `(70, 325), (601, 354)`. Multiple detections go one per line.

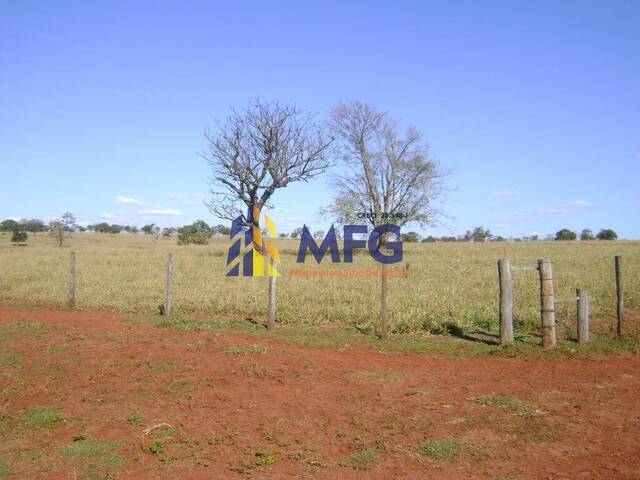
(178, 220), (212, 245)
(11, 230), (27, 245)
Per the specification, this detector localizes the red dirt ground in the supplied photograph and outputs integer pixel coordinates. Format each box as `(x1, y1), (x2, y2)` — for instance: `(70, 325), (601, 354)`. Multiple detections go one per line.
(0, 305), (639, 479)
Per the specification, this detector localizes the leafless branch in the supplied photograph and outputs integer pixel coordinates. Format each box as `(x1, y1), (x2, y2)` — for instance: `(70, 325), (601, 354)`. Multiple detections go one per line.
(203, 98), (334, 225)
(327, 100), (449, 230)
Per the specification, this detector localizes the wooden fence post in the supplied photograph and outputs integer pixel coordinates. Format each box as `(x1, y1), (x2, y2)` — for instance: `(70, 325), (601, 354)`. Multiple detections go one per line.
(538, 259), (556, 349)
(165, 253), (174, 317)
(615, 256), (623, 338)
(267, 260), (276, 331)
(577, 288), (589, 344)
(498, 258), (514, 344)
(67, 251), (76, 307)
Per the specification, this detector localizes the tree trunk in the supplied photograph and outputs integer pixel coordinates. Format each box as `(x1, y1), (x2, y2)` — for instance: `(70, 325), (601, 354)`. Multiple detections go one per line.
(248, 203), (275, 329)
(377, 231), (390, 339)
(267, 261), (276, 330)
(380, 262), (389, 339)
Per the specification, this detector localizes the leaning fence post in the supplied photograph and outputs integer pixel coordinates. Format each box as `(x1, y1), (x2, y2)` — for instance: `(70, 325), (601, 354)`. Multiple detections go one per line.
(577, 288), (589, 344)
(498, 259), (514, 344)
(615, 256), (623, 338)
(165, 253), (174, 317)
(538, 259), (556, 349)
(267, 260), (276, 331)
(67, 251), (76, 307)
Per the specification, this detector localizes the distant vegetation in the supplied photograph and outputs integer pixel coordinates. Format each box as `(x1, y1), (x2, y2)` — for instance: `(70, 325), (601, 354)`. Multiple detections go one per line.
(0, 217), (622, 244)
(1, 218), (46, 232)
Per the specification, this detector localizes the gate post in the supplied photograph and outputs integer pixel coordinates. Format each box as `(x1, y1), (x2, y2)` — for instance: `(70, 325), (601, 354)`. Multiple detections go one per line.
(165, 253), (174, 317)
(498, 259), (513, 344)
(577, 289), (589, 344)
(538, 259), (556, 349)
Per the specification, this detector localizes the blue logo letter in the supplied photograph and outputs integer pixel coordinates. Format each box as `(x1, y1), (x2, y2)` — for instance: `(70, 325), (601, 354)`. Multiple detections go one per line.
(296, 225), (341, 263)
(368, 224), (402, 264)
(343, 225), (368, 263)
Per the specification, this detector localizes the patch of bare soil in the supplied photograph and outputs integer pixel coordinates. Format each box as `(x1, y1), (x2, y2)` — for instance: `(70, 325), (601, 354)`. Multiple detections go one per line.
(0, 305), (638, 479)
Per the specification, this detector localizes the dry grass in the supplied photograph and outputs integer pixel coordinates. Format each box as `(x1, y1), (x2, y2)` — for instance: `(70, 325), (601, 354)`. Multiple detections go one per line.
(0, 232), (638, 334)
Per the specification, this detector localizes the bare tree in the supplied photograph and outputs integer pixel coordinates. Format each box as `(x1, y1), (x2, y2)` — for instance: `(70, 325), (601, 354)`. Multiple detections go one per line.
(327, 101), (448, 338)
(49, 211), (77, 247)
(203, 99), (333, 328)
(203, 99), (334, 227)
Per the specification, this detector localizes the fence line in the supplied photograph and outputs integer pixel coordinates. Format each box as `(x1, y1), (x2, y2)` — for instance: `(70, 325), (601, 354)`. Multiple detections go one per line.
(59, 251), (626, 349)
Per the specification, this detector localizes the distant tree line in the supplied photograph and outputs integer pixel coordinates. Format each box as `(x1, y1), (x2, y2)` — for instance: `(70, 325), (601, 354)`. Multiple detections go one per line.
(0, 216), (622, 245)
(554, 228), (617, 241)
(399, 226), (620, 242)
(0, 217), (233, 237)
(0, 218), (47, 232)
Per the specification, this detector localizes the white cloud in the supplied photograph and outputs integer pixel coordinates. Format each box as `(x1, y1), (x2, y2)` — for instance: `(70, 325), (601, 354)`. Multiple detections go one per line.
(138, 208), (183, 216)
(169, 193), (206, 206)
(101, 212), (117, 219)
(533, 200), (591, 215)
(491, 190), (519, 197)
(116, 195), (148, 207)
(501, 200), (592, 224)
(113, 195), (185, 218)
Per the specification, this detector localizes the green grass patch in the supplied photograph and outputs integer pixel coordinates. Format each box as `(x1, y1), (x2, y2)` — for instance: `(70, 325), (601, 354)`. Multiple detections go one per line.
(226, 344), (268, 355)
(44, 346), (67, 355)
(0, 459), (13, 478)
(59, 438), (123, 467)
(148, 358), (181, 373)
(0, 320), (45, 337)
(304, 458), (329, 472)
(0, 352), (24, 371)
(346, 369), (406, 384)
(472, 395), (545, 417)
(508, 416), (562, 443)
(339, 448), (376, 470)
(167, 380), (193, 396)
(240, 362), (268, 377)
(23, 405), (64, 429)
(420, 438), (480, 461)
(127, 410), (144, 426)
(148, 439), (165, 455)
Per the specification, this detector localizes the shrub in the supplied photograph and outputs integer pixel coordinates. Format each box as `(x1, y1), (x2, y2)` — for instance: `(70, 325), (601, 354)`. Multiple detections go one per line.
(178, 231), (211, 245)
(178, 220), (212, 245)
(11, 230), (27, 245)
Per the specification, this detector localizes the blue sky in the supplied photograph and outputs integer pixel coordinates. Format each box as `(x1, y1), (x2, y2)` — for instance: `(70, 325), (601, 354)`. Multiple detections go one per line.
(1, 0), (638, 238)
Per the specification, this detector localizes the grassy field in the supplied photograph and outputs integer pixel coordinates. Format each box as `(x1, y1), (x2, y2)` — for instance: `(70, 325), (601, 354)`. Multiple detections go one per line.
(0, 232), (638, 335)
